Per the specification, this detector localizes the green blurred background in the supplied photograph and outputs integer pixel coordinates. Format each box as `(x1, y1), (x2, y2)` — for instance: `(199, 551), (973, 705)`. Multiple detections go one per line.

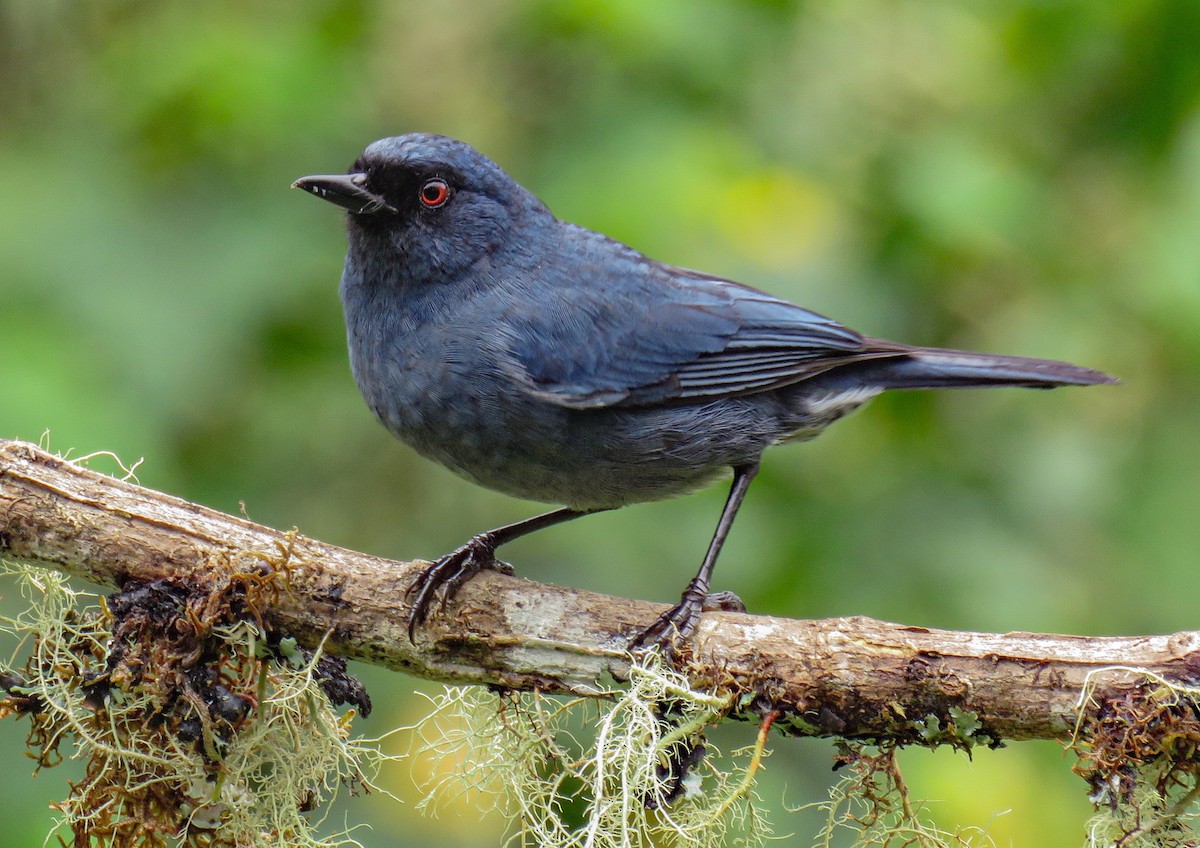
(2, 0), (1198, 844)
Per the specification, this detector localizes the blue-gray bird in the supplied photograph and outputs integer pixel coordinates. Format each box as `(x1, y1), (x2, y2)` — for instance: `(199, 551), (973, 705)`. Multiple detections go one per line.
(294, 133), (1114, 650)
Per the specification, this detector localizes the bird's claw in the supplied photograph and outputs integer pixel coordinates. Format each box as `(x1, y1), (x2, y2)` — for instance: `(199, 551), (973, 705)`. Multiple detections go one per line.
(406, 534), (511, 641)
(628, 589), (745, 656)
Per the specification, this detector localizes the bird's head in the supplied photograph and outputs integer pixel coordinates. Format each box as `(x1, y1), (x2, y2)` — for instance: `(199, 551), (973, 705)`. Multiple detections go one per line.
(294, 134), (545, 284)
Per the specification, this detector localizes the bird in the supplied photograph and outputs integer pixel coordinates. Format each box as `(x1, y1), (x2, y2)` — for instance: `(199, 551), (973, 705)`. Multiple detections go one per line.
(293, 133), (1115, 651)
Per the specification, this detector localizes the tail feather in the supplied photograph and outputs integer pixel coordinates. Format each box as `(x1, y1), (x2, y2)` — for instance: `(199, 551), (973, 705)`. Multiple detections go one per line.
(830, 344), (1117, 391)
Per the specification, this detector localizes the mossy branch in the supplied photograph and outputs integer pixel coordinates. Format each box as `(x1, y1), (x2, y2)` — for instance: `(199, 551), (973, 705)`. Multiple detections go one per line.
(2, 438), (1199, 747)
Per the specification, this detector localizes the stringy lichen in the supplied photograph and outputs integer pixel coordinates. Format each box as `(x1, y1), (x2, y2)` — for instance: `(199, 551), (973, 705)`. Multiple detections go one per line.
(0, 559), (397, 847)
(1073, 670), (1200, 847)
(805, 744), (997, 848)
(405, 654), (778, 847)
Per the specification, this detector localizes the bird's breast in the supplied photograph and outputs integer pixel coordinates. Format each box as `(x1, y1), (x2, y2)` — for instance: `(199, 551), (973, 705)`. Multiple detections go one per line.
(339, 280), (783, 509)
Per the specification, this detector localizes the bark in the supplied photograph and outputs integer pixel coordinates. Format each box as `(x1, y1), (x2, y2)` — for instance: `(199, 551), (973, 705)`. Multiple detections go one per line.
(1, 438), (1195, 744)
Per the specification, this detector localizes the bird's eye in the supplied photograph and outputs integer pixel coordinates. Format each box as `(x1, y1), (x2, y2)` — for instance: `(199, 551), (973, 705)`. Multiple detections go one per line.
(419, 178), (450, 208)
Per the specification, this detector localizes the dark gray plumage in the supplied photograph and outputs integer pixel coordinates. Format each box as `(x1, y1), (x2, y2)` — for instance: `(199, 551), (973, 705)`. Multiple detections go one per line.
(295, 133), (1114, 649)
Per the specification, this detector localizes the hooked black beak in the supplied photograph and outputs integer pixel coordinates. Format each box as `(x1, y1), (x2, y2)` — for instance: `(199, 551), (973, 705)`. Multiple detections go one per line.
(291, 173), (396, 215)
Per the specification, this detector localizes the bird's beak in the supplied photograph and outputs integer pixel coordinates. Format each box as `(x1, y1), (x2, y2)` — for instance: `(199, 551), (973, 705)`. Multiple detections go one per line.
(291, 173), (396, 215)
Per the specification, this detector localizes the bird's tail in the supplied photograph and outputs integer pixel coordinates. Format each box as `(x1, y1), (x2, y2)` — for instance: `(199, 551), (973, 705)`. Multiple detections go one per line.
(832, 342), (1117, 391)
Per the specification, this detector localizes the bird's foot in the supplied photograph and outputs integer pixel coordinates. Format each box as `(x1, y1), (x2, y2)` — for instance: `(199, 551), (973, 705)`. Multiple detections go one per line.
(628, 584), (745, 656)
(406, 534), (514, 641)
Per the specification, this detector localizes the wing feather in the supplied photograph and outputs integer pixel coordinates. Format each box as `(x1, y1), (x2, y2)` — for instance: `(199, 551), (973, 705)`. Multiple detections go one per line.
(506, 252), (882, 409)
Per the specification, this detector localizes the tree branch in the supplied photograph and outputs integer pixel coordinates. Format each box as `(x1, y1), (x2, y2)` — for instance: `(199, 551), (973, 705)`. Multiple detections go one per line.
(1, 438), (1196, 745)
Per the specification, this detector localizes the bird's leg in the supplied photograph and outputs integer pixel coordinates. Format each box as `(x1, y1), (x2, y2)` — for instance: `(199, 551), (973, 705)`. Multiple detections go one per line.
(630, 463), (759, 654)
(407, 507), (603, 641)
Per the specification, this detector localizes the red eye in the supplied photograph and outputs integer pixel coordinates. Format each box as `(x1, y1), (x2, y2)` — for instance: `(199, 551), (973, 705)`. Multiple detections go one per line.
(419, 178), (450, 208)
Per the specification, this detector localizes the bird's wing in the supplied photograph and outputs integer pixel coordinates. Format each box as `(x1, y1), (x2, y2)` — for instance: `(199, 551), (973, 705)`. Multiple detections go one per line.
(503, 260), (886, 410)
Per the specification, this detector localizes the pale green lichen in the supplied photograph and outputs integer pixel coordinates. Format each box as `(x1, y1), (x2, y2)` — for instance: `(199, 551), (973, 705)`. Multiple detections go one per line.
(1073, 668), (1200, 848)
(406, 653), (776, 847)
(0, 560), (398, 847)
(803, 744), (998, 848)
(914, 707), (996, 752)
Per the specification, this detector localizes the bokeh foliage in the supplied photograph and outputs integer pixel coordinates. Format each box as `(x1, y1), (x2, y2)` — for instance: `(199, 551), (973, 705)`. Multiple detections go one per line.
(1, 1), (1198, 844)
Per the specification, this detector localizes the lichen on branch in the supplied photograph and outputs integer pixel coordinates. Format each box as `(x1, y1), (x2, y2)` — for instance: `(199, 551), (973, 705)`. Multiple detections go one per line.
(0, 560), (394, 847)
